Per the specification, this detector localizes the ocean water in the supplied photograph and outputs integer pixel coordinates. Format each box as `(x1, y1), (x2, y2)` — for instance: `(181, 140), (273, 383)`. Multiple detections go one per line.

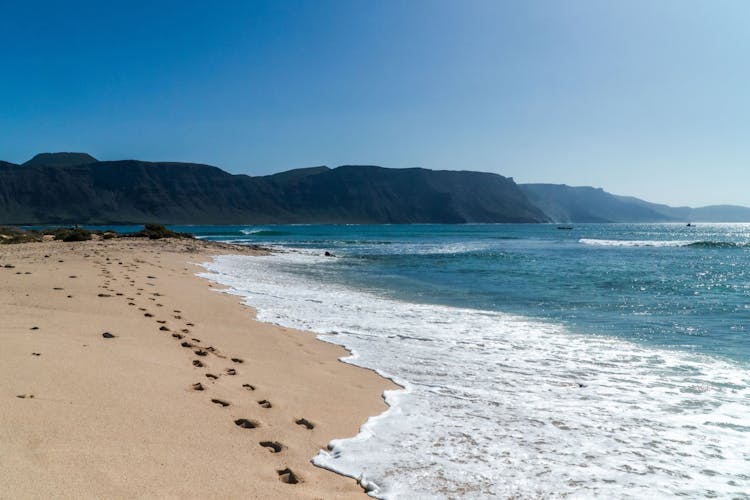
(186, 223), (750, 498)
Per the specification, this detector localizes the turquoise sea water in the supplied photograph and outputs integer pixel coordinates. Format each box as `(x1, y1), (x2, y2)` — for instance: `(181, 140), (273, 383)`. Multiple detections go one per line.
(80, 223), (750, 497)
(186, 223), (750, 362)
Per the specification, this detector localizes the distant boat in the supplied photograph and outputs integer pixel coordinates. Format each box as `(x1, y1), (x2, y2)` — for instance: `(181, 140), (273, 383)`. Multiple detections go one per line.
(686, 223), (693, 227)
(557, 226), (574, 230)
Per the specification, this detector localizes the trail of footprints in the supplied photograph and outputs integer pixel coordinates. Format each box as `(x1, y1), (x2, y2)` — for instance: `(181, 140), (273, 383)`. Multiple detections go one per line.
(12, 243), (315, 485)
(89, 249), (314, 485)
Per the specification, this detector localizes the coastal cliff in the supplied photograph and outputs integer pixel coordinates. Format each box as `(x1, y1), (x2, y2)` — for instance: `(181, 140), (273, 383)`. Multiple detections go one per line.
(0, 153), (548, 224)
(4, 153), (749, 225)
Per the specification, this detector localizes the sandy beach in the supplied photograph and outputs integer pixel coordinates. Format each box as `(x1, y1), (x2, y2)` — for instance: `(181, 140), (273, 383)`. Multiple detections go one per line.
(0, 237), (396, 499)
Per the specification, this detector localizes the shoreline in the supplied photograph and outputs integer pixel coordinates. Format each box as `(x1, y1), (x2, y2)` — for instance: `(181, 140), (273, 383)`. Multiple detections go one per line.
(0, 238), (397, 499)
(197, 255), (408, 497)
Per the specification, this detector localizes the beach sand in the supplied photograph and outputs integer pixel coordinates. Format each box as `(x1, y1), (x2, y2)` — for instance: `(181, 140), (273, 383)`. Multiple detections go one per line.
(0, 237), (396, 499)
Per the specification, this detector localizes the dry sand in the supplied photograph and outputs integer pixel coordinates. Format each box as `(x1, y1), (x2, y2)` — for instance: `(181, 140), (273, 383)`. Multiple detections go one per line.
(0, 237), (396, 499)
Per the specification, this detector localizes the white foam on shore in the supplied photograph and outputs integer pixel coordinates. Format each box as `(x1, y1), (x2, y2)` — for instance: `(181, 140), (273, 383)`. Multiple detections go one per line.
(199, 252), (750, 499)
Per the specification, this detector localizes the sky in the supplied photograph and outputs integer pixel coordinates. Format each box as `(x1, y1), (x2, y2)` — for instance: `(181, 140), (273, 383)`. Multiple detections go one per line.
(0, 0), (748, 207)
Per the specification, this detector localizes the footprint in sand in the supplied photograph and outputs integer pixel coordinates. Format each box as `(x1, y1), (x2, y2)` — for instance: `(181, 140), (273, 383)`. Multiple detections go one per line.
(242, 384), (255, 391)
(234, 418), (259, 429)
(231, 358), (244, 364)
(259, 441), (283, 453)
(205, 373), (218, 379)
(102, 332), (117, 339)
(211, 398), (230, 407)
(192, 383), (205, 391)
(257, 400), (272, 409)
(295, 418), (314, 430)
(276, 468), (300, 484)
(192, 360), (204, 367)
(225, 368), (237, 376)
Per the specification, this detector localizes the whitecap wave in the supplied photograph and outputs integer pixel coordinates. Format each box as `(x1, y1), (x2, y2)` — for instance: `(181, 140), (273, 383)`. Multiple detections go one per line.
(579, 238), (696, 247)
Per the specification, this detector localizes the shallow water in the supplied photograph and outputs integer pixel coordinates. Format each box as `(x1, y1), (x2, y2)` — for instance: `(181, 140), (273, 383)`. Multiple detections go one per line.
(169, 223), (750, 497)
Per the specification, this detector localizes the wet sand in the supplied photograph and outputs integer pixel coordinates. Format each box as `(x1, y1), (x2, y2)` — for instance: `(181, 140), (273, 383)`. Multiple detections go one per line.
(0, 237), (395, 499)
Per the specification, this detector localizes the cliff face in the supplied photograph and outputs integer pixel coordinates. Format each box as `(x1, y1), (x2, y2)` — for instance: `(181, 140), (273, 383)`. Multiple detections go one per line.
(519, 184), (750, 223)
(0, 154), (549, 224)
(262, 166), (548, 223)
(519, 184), (675, 223)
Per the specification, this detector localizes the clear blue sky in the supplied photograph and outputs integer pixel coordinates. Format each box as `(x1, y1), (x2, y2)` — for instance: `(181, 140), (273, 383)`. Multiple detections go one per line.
(1, 0), (748, 206)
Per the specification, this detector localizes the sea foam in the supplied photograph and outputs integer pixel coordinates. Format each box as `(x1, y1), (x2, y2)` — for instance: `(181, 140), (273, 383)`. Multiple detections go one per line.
(199, 251), (750, 499)
(579, 238), (696, 247)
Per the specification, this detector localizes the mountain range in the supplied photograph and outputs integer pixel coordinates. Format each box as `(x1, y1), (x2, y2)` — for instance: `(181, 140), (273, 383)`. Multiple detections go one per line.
(1, 152), (748, 224)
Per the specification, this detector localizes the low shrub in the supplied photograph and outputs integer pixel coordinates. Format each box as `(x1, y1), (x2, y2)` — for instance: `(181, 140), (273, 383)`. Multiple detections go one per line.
(54, 228), (93, 242)
(0, 226), (42, 244)
(127, 223), (194, 240)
